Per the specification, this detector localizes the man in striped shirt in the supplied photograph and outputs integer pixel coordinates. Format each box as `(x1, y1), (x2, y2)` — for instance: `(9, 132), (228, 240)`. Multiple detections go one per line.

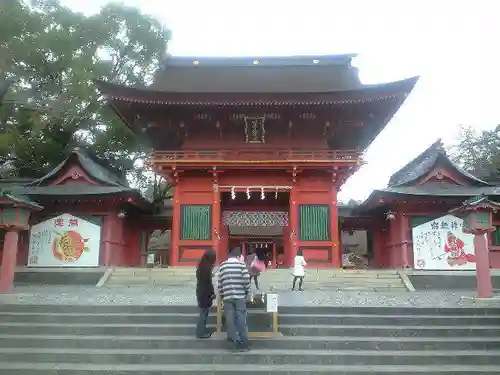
(218, 247), (251, 351)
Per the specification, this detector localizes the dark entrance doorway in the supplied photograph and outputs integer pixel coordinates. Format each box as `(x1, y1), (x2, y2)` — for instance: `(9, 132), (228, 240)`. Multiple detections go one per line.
(227, 237), (285, 269)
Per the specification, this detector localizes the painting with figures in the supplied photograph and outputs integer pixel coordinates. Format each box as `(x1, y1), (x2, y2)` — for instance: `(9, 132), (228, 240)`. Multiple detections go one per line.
(412, 214), (476, 270)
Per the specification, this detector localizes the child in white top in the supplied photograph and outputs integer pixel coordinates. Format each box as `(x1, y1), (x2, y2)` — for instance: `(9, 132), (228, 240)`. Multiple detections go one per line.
(292, 249), (307, 291)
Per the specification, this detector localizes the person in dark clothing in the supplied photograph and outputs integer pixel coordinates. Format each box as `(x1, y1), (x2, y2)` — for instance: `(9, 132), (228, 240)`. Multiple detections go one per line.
(196, 248), (217, 339)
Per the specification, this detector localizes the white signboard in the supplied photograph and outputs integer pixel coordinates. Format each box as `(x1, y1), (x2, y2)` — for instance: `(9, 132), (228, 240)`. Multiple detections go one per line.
(412, 214), (476, 270)
(266, 293), (279, 312)
(28, 214), (101, 267)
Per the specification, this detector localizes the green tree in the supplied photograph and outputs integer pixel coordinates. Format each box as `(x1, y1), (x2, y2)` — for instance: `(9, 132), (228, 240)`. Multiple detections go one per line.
(0, 0), (170, 188)
(451, 125), (500, 180)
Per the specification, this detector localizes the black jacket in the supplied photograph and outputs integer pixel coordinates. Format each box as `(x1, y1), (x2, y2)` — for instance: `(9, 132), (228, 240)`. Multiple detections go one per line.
(196, 267), (215, 308)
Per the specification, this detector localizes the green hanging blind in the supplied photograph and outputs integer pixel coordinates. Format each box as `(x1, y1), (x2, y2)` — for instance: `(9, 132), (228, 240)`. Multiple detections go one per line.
(492, 226), (500, 246)
(299, 205), (330, 241)
(410, 216), (434, 228)
(181, 205), (211, 240)
(366, 230), (374, 255)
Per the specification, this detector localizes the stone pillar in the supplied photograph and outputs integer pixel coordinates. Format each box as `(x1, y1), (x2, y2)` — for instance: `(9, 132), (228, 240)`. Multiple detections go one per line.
(0, 230), (20, 293)
(212, 182), (221, 263)
(474, 233), (493, 298)
(170, 183), (181, 266)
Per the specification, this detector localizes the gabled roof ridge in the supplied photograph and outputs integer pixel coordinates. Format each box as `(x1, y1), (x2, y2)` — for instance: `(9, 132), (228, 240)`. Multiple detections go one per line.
(162, 54), (357, 67)
(388, 139), (444, 187)
(27, 147), (129, 188)
(388, 139), (488, 187)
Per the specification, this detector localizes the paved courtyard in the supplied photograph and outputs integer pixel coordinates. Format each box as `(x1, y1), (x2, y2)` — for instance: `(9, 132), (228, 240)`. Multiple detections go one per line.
(0, 285), (499, 308)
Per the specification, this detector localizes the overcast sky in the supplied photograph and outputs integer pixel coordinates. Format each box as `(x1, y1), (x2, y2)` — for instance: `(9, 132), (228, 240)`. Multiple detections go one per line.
(62, 0), (500, 202)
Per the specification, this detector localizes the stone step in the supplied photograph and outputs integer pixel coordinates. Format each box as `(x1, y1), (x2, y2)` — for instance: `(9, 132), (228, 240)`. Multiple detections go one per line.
(0, 323), (498, 337)
(0, 304), (497, 315)
(106, 274), (196, 279)
(300, 281), (404, 287)
(0, 334), (499, 351)
(104, 270), (406, 289)
(0, 304), (499, 374)
(1, 347), (500, 366)
(0, 312), (498, 326)
(108, 268), (402, 278)
(262, 277), (402, 282)
(112, 269), (194, 274)
(1, 363), (500, 374)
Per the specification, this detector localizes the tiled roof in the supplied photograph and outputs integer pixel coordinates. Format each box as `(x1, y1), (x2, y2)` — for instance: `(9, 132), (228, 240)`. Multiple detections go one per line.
(0, 189), (43, 210)
(27, 148), (128, 188)
(378, 184), (500, 196)
(387, 139), (488, 187)
(151, 55), (361, 93)
(12, 185), (136, 196)
(355, 183), (500, 214)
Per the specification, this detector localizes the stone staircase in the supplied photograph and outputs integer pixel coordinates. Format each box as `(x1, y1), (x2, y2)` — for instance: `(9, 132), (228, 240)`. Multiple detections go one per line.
(0, 303), (499, 374)
(105, 267), (198, 287)
(261, 269), (405, 291)
(105, 267), (406, 291)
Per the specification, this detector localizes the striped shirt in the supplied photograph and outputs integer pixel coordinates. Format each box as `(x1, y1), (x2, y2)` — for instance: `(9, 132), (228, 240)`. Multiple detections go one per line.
(218, 257), (251, 301)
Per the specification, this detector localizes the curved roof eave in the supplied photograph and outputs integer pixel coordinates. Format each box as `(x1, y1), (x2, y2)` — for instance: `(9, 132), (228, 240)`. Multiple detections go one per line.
(94, 76), (419, 105)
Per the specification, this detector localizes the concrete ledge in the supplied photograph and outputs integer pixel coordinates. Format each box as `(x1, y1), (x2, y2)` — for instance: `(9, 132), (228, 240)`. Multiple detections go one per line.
(398, 271), (416, 292)
(408, 273), (500, 291)
(407, 270), (500, 276)
(96, 268), (114, 288)
(14, 267), (105, 286)
(460, 295), (500, 302)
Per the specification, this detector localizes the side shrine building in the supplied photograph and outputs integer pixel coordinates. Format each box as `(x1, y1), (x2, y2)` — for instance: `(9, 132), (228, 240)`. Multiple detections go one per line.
(0, 148), (166, 271)
(97, 54), (418, 267)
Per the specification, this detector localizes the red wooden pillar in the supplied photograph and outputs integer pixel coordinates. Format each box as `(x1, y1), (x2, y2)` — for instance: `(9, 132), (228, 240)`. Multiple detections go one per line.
(288, 187), (298, 266)
(101, 213), (126, 267)
(399, 213), (411, 268)
(330, 185), (340, 268)
(373, 229), (385, 268)
(101, 215), (112, 266)
(474, 233), (493, 298)
(115, 216), (125, 266)
(0, 230), (20, 292)
(212, 181), (221, 263)
(170, 182), (181, 267)
(387, 219), (398, 268)
(271, 241), (277, 269)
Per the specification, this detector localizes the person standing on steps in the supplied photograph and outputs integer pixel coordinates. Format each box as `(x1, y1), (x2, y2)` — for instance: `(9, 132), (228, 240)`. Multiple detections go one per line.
(292, 249), (307, 291)
(218, 246), (251, 352)
(195, 248), (217, 339)
(246, 248), (264, 291)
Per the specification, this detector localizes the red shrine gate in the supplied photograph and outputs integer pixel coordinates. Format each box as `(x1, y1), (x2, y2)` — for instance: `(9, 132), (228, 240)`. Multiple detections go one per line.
(166, 169), (345, 268)
(97, 55), (417, 268)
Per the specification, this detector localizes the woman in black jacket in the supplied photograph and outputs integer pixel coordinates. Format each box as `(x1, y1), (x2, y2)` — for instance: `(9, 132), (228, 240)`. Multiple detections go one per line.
(196, 248), (217, 339)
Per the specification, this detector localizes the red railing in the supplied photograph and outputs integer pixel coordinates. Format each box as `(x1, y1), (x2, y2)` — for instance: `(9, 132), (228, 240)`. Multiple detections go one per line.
(151, 149), (360, 163)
